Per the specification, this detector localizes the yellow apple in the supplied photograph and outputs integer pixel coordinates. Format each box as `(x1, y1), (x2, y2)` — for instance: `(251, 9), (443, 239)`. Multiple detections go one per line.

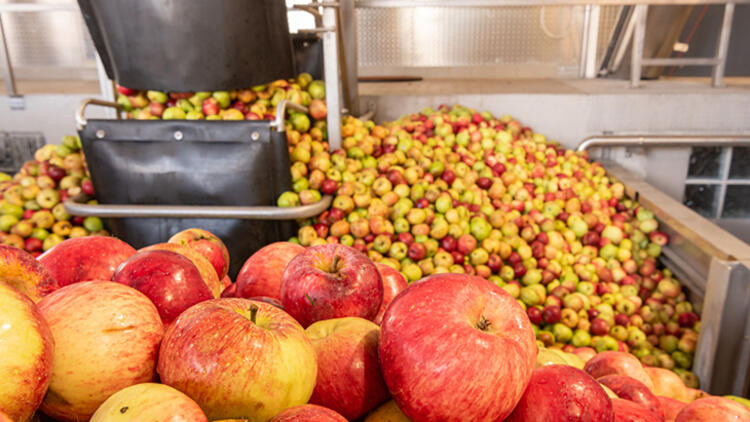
(38, 281), (163, 421)
(364, 400), (410, 422)
(0, 282), (54, 422)
(91, 383), (207, 422)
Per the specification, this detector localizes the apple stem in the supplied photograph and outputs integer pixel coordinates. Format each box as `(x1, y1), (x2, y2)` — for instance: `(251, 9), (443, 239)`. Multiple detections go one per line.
(331, 255), (342, 272)
(249, 304), (259, 324)
(476, 316), (492, 331)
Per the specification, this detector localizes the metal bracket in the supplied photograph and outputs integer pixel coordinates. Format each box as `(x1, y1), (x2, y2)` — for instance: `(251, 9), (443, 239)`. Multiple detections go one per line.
(577, 134), (750, 152)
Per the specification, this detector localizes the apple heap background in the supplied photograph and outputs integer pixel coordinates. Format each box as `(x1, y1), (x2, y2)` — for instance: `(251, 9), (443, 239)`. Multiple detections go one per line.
(2, 74), (749, 421)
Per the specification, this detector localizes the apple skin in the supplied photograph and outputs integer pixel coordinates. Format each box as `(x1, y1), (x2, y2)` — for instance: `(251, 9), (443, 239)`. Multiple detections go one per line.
(270, 404), (347, 422)
(168, 228), (230, 280)
(643, 367), (688, 403)
(364, 400), (410, 422)
(249, 296), (284, 309)
(140, 243), (223, 298)
(281, 244), (383, 327)
(0, 244), (58, 302)
(236, 242), (304, 300)
(657, 396), (686, 422)
(612, 398), (662, 422)
(506, 365), (614, 422)
(573, 346), (598, 363)
(379, 274), (536, 422)
(90, 383), (208, 422)
(675, 396), (750, 422)
(306, 317), (390, 420)
(0, 410), (12, 422)
(38, 281), (163, 422)
(38, 236), (136, 289)
(373, 263), (408, 325)
(584, 351), (655, 391)
(112, 250), (214, 325)
(157, 298), (317, 421)
(598, 375), (663, 419)
(0, 282), (54, 422)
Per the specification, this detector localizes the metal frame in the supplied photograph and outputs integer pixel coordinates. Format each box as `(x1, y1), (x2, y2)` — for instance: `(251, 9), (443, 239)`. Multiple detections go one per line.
(603, 159), (750, 396)
(355, 0), (749, 5)
(630, 3), (736, 87)
(578, 134), (750, 394)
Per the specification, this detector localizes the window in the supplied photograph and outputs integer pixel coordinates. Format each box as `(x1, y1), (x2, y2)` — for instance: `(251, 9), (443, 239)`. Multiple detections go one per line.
(684, 147), (750, 219)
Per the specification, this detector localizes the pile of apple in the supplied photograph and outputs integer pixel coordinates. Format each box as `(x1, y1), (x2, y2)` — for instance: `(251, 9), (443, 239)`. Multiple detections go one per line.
(117, 73), (328, 134)
(277, 105), (702, 385)
(1, 230), (748, 422)
(0, 135), (104, 255)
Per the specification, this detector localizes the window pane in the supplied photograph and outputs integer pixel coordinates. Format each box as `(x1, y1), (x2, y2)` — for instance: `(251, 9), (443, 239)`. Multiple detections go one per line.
(683, 184), (719, 218)
(722, 185), (750, 218)
(729, 147), (750, 179)
(687, 147), (723, 179)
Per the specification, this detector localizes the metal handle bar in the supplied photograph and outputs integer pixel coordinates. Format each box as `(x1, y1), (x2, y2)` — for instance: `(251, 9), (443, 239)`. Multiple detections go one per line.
(64, 195), (332, 220)
(272, 100), (309, 131)
(76, 98), (121, 130)
(577, 134), (750, 152)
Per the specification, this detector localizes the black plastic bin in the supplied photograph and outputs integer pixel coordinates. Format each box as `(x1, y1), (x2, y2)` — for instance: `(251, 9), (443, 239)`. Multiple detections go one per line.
(68, 101), (332, 278)
(78, 0), (296, 91)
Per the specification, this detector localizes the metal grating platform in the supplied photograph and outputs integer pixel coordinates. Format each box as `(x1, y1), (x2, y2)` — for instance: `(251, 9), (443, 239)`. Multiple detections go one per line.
(0, 131), (46, 174)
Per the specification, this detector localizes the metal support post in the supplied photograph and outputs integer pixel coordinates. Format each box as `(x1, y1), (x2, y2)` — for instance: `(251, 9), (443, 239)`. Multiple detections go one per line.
(339, 0), (359, 116)
(322, 4), (342, 150)
(584, 5), (601, 78)
(0, 13), (22, 109)
(711, 2), (734, 87)
(578, 5), (592, 78)
(630, 4), (647, 87)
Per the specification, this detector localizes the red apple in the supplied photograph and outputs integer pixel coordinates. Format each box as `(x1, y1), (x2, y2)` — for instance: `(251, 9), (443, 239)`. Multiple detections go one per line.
(139, 243), (223, 298)
(643, 367), (689, 403)
(612, 398), (661, 422)
(0, 282), (54, 422)
(270, 404), (346, 422)
(90, 383), (208, 422)
(249, 295), (284, 309)
(657, 396), (686, 421)
(221, 282), (237, 298)
(38, 236), (136, 289)
(168, 228), (230, 280)
(0, 411), (11, 422)
(38, 281), (163, 421)
(236, 242), (304, 300)
(379, 274), (536, 421)
(675, 396), (750, 422)
(280, 244), (383, 327)
(112, 250), (214, 325)
(506, 364), (614, 422)
(0, 244), (58, 302)
(599, 375), (663, 419)
(306, 317), (390, 420)
(584, 351), (655, 391)
(157, 299), (317, 420)
(373, 263), (408, 325)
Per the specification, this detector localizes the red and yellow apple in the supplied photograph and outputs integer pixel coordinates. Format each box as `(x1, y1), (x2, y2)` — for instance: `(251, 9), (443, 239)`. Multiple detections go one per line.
(38, 236), (136, 288)
(270, 404), (347, 422)
(168, 228), (230, 280)
(90, 383), (208, 422)
(140, 243), (223, 298)
(306, 317), (390, 420)
(0, 245), (58, 302)
(584, 351), (655, 391)
(38, 281), (163, 421)
(379, 274), (536, 421)
(281, 244), (383, 327)
(373, 263), (408, 325)
(657, 396), (686, 422)
(112, 250), (214, 325)
(675, 396), (750, 422)
(0, 282), (54, 422)
(506, 364), (614, 422)
(235, 242), (304, 300)
(643, 367), (688, 403)
(157, 299), (317, 420)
